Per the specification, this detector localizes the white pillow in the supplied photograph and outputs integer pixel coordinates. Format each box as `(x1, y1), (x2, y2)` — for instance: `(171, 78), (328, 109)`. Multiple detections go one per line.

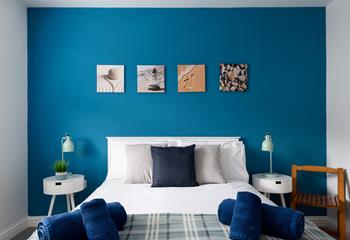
(107, 139), (178, 180)
(125, 143), (168, 183)
(124, 144), (152, 183)
(180, 140), (249, 182)
(195, 145), (225, 184)
(220, 141), (249, 182)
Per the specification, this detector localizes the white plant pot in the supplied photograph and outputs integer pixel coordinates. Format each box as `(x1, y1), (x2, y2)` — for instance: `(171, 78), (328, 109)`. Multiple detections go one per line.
(55, 171), (68, 180)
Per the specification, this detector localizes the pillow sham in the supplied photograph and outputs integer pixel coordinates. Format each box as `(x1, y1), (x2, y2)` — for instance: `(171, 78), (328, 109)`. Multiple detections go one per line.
(125, 144), (166, 184)
(151, 145), (198, 187)
(180, 140), (249, 182)
(106, 139), (177, 180)
(195, 145), (225, 184)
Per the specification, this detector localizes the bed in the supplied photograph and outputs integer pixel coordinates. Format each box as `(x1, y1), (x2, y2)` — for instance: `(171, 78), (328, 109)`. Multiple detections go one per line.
(29, 137), (333, 240)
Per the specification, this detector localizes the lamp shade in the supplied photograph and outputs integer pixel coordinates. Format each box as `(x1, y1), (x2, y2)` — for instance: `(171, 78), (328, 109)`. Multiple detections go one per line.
(261, 134), (273, 152)
(62, 135), (74, 152)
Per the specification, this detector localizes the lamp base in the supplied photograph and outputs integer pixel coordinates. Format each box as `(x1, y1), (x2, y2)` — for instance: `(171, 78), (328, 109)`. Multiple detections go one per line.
(263, 172), (282, 178)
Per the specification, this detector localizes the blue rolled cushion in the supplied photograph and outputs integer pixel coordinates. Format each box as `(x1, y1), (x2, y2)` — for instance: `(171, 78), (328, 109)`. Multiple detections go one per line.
(218, 198), (305, 240)
(80, 198), (119, 240)
(107, 202), (127, 230)
(261, 204), (305, 240)
(217, 198), (235, 226)
(37, 201), (127, 240)
(38, 210), (87, 240)
(229, 192), (262, 240)
(151, 145), (198, 187)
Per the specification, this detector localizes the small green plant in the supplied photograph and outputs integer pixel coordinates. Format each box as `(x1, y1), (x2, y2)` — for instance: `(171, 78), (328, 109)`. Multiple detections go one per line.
(52, 160), (69, 173)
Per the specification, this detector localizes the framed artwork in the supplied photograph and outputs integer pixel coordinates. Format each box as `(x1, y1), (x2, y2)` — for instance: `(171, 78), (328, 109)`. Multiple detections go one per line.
(97, 65), (125, 93)
(137, 65), (165, 93)
(219, 64), (248, 92)
(178, 64), (206, 92)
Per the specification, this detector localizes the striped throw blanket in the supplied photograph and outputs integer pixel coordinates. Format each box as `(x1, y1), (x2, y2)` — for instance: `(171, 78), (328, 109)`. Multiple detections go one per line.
(28, 213), (334, 240)
(119, 214), (334, 240)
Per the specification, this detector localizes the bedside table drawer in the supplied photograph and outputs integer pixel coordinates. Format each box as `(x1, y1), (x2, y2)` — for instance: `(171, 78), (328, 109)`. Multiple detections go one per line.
(43, 176), (85, 195)
(253, 178), (291, 194)
(252, 174), (292, 194)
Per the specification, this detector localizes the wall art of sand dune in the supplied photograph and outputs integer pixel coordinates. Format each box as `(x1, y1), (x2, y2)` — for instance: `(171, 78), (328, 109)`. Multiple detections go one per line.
(97, 65), (125, 93)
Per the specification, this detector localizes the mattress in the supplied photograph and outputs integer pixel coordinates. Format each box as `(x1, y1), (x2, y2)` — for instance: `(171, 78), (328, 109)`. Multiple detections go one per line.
(28, 180), (334, 239)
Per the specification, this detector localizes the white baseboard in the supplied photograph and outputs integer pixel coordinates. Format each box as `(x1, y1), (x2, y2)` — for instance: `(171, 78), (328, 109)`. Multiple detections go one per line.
(0, 217), (28, 240)
(0, 216), (45, 240)
(26, 216), (45, 228)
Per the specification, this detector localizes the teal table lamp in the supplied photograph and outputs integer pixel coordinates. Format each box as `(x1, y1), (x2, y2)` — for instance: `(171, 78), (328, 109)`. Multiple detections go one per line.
(262, 133), (279, 177)
(61, 133), (74, 160)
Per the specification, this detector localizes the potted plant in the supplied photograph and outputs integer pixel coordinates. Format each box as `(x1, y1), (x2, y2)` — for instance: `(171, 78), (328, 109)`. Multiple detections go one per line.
(52, 160), (69, 180)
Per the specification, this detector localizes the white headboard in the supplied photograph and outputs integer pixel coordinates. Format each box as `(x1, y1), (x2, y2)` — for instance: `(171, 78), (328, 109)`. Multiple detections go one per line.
(106, 136), (247, 182)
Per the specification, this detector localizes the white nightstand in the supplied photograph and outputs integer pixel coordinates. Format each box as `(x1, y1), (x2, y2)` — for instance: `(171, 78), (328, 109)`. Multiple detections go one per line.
(43, 174), (86, 216)
(252, 173), (292, 207)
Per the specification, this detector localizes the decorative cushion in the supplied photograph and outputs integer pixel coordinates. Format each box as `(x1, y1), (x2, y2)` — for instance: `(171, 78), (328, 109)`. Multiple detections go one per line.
(151, 145), (198, 187)
(125, 144), (166, 184)
(195, 145), (225, 184)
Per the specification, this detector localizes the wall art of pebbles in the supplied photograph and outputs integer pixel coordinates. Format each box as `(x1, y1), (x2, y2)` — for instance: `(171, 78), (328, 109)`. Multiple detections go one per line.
(219, 64), (248, 92)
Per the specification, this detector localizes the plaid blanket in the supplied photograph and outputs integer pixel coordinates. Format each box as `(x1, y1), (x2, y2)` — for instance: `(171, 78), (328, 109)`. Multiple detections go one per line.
(28, 214), (334, 240)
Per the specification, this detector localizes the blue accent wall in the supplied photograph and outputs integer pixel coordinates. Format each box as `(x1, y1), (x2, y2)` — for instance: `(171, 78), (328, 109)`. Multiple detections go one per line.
(28, 8), (326, 215)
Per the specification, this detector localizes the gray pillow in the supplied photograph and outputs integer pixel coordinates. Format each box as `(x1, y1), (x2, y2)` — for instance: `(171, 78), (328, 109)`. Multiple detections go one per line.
(125, 144), (166, 183)
(195, 145), (226, 184)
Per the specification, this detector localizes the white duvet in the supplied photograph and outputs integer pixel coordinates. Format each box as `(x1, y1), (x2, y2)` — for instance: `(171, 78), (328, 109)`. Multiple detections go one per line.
(30, 180), (277, 240)
(80, 179), (275, 214)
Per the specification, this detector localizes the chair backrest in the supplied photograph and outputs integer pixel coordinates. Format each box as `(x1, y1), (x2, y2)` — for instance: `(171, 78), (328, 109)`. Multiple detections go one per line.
(291, 164), (345, 202)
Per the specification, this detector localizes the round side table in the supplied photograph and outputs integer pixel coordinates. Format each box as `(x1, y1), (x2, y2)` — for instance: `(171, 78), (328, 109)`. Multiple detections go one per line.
(43, 174), (86, 216)
(252, 173), (292, 207)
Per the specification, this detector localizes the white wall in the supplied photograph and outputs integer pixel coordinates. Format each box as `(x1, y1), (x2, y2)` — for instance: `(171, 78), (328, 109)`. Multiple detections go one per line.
(0, 0), (28, 237)
(326, 0), (350, 231)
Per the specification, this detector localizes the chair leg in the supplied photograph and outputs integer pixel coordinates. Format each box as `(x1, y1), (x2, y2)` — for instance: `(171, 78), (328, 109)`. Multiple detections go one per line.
(290, 200), (297, 210)
(338, 207), (346, 240)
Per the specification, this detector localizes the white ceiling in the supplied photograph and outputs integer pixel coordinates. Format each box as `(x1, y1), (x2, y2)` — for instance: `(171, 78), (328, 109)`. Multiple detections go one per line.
(23, 0), (333, 8)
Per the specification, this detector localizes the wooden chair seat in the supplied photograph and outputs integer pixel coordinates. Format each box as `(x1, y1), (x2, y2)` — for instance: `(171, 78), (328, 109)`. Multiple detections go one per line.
(291, 165), (346, 240)
(294, 192), (339, 208)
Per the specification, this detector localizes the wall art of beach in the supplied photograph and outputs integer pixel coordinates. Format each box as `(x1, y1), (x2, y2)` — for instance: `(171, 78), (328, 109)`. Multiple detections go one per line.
(178, 64), (206, 92)
(137, 65), (165, 93)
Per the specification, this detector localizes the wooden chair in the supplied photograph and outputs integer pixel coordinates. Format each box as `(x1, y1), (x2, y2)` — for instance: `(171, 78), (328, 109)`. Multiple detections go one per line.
(291, 165), (346, 240)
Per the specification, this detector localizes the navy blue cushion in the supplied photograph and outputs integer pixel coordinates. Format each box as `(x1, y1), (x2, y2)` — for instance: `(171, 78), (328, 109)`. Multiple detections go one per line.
(218, 198), (305, 240)
(151, 145), (198, 187)
(80, 199), (119, 240)
(229, 192), (261, 240)
(37, 202), (127, 240)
